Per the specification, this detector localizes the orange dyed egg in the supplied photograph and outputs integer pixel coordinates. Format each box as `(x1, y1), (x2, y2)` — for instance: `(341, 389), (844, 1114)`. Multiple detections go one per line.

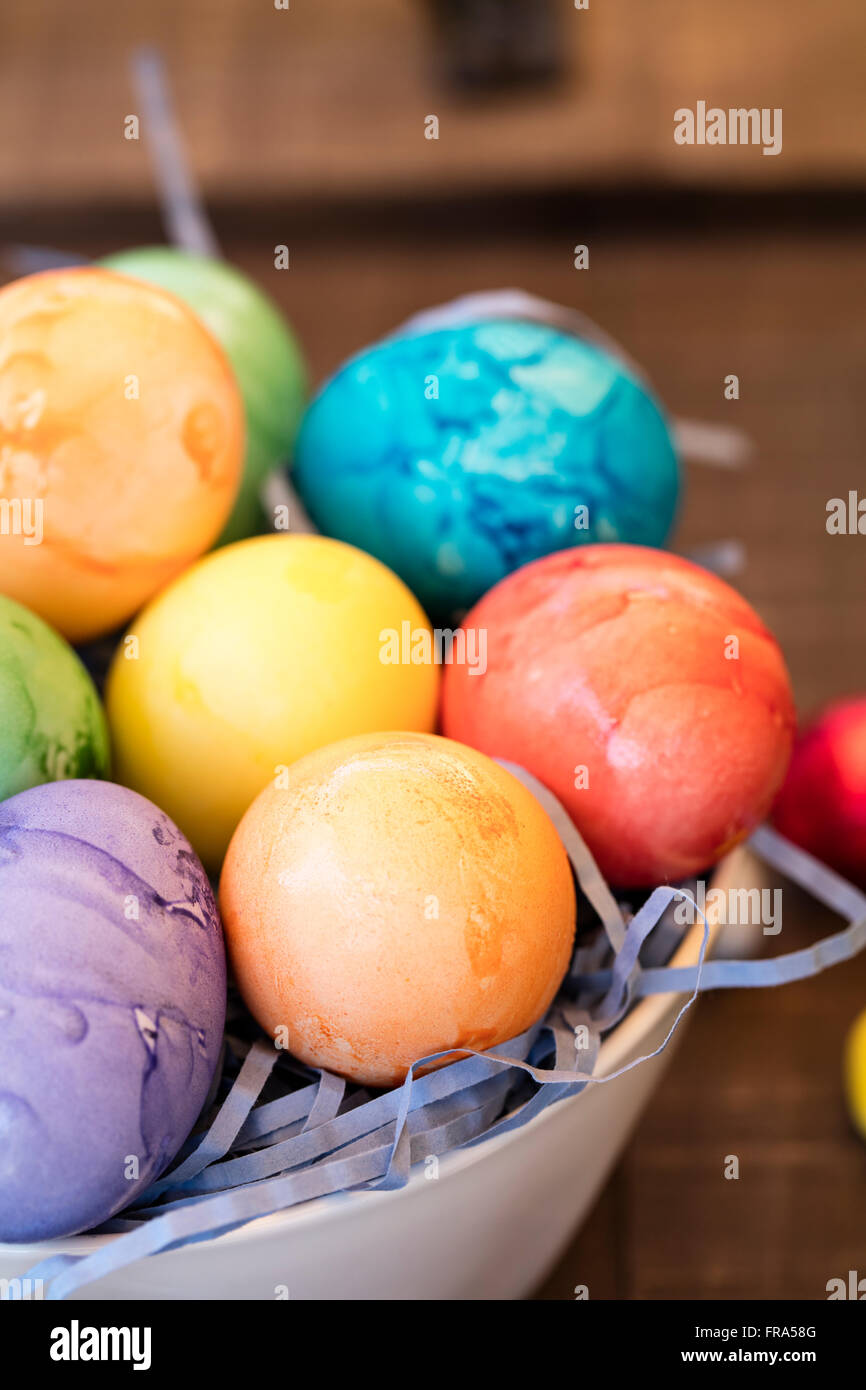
(220, 732), (576, 1087)
(0, 268), (243, 642)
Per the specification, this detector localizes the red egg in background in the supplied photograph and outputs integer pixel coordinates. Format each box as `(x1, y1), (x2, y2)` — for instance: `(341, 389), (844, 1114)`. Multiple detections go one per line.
(773, 697), (866, 890)
(442, 544), (796, 889)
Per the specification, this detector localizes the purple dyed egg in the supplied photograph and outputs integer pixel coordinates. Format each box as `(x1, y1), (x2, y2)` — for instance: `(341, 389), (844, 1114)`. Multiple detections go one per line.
(0, 780), (226, 1241)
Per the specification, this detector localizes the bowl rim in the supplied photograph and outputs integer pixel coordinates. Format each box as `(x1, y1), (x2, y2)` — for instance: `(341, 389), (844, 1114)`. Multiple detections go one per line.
(0, 852), (739, 1264)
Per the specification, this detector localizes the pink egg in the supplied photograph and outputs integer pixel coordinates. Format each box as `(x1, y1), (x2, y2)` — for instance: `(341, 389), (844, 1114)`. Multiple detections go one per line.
(773, 697), (866, 889)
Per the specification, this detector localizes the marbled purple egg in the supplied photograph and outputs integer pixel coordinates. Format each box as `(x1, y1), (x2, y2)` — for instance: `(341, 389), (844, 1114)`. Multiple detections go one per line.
(0, 780), (226, 1241)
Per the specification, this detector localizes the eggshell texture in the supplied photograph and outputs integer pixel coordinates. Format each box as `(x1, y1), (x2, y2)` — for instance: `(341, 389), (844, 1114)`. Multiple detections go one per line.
(106, 534), (440, 873)
(442, 544), (795, 888)
(220, 732), (576, 1088)
(773, 697), (866, 890)
(294, 318), (680, 621)
(0, 780), (225, 1242)
(0, 267), (243, 642)
(101, 248), (307, 545)
(0, 593), (110, 801)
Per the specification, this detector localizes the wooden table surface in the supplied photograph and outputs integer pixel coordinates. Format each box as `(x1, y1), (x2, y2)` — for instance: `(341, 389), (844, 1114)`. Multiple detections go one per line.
(2, 193), (865, 1299)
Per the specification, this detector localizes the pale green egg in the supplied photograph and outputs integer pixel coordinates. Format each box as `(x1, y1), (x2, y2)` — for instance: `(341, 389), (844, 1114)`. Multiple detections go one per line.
(102, 247), (307, 544)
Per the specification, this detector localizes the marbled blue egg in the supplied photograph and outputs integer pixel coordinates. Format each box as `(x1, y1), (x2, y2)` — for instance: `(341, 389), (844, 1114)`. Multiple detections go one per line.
(0, 780), (226, 1242)
(293, 318), (681, 619)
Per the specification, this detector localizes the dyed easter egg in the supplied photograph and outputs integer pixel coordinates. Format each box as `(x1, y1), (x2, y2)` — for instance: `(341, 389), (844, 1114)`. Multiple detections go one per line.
(220, 732), (576, 1087)
(773, 697), (866, 889)
(0, 267), (243, 642)
(105, 534), (439, 872)
(844, 1007), (866, 1141)
(0, 593), (109, 801)
(101, 248), (307, 544)
(0, 780), (225, 1242)
(442, 544), (795, 888)
(293, 317), (680, 621)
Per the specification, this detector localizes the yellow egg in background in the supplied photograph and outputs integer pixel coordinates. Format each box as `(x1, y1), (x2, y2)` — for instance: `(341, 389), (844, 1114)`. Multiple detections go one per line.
(105, 534), (440, 871)
(0, 268), (244, 642)
(220, 732), (577, 1087)
(844, 1007), (866, 1141)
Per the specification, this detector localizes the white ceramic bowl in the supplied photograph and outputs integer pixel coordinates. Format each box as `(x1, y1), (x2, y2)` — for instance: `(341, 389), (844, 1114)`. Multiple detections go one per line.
(0, 850), (756, 1300)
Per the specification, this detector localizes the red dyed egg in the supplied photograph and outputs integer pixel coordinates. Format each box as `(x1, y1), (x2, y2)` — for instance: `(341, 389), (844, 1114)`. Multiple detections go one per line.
(441, 544), (795, 888)
(773, 698), (866, 889)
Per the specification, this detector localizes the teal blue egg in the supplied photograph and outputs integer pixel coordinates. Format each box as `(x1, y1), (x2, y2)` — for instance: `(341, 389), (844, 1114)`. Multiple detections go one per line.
(294, 318), (681, 620)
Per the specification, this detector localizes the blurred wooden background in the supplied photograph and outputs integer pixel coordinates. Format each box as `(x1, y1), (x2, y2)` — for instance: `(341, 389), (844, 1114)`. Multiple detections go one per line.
(1, 0), (866, 213)
(1, 0), (865, 1302)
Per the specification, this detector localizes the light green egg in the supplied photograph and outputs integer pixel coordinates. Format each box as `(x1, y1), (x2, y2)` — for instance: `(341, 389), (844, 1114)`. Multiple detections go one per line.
(101, 246), (307, 544)
(0, 595), (110, 801)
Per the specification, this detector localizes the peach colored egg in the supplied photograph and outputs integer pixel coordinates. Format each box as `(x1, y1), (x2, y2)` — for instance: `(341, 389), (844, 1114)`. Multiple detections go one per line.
(220, 732), (576, 1087)
(0, 268), (243, 642)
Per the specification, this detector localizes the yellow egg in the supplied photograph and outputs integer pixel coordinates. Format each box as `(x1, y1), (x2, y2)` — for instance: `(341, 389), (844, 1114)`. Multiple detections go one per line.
(220, 732), (577, 1087)
(844, 1007), (866, 1141)
(0, 268), (243, 642)
(105, 534), (439, 871)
